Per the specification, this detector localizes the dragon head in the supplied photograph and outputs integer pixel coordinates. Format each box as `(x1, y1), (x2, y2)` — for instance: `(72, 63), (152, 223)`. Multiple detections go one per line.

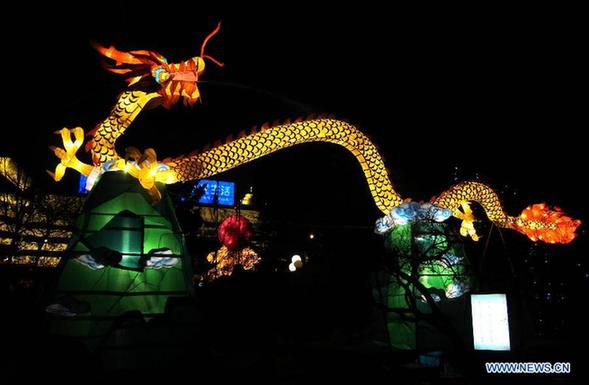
(93, 22), (223, 108)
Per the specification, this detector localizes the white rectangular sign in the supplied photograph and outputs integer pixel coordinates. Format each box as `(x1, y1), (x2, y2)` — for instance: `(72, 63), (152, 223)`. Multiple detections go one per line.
(471, 294), (511, 351)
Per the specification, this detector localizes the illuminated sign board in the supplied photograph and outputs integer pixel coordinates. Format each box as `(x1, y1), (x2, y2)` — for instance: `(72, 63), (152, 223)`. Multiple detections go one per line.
(196, 179), (235, 206)
(471, 294), (511, 351)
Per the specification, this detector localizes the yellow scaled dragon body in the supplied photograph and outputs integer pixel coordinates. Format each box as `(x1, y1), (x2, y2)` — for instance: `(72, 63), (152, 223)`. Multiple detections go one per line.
(50, 26), (580, 245)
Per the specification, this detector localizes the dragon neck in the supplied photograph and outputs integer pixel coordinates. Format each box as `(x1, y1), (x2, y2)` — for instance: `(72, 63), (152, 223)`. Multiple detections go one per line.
(89, 91), (162, 165)
(166, 117), (405, 214)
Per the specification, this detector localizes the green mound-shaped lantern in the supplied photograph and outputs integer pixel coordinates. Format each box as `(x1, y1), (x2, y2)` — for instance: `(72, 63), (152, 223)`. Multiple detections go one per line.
(48, 172), (192, 350)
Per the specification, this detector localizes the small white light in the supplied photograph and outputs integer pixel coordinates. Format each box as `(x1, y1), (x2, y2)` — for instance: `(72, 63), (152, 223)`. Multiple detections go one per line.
(309, 233), (315, 240)
(291, 254), (302, 263)
(288, 263), (296, 272)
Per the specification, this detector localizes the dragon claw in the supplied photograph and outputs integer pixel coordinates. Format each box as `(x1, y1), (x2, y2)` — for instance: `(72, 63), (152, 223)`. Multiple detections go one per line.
(49, 127), (94, 181)
(454, 201), (480, 241)
(118, 147), (178, 203)
(49, 145), (67, 160)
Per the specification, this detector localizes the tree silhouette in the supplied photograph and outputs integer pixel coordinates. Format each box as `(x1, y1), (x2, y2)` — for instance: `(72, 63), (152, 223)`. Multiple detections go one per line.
(374, 214), (473, 352)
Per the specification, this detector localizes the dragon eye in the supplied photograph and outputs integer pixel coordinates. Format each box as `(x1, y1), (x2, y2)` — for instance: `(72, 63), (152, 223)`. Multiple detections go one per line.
(152, 68), (170, 84)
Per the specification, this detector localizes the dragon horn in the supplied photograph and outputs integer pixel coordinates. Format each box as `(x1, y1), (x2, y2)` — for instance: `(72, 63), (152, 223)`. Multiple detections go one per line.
(200, 22), (224, 67)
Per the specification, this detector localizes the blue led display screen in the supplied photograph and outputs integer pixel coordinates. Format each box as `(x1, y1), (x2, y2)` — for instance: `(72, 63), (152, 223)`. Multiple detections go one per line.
(78, 174), (89, 194)
(196, 179), (235, 206)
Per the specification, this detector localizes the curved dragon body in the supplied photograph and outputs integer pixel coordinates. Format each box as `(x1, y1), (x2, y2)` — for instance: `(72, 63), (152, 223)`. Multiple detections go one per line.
(86, 91), (162, 165)
(49, 35), (580, 245)
(168, 117), (405, 214)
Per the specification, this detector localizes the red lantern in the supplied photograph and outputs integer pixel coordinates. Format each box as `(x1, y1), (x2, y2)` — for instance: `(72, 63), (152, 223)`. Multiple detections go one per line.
(218, 214), (253, 251)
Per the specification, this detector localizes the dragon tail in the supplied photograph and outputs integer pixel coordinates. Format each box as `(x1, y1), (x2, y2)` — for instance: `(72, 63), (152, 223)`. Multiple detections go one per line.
(433, 181), (580, 244)
(511, 203), (581, 244)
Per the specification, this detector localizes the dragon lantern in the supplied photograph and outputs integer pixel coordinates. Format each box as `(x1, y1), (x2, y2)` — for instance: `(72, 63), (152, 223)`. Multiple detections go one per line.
(49, 23), (580, 245)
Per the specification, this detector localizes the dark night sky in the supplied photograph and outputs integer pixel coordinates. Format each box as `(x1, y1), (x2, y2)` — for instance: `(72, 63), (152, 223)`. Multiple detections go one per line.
(3, 4), (586, 227)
